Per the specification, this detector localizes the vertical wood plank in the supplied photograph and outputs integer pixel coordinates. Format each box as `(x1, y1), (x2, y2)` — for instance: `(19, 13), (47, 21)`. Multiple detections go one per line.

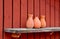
(21, 0), (27, 39)
(28, 0), (33, 13)
(21, 0), (27, 28)
(34, 0), (39, 17)
(40, 33), (45, 39)
(34, 0), (40, 39)
(13, 0), (20, 28)
(55, 32), (59, 39)
(51, 0), (54, 27)
(45, 33), (50, 39)
(40, 0), (45, 15)
(28, 0), (34, 39)
(54, 0), (59, 39)
(45, 0), (51, 39)
(39, 0), (41, 39)
(55, 0), (59, 27)
(4, 0), (12, 39)
(40, 0), (46, 39)
(0, 0), (3, 39)
(50, 0), (55, 39)
(13, 0), (21, 39)
(46, 0), (51, 27)
(4, 0), (12, 28)
(28, 33), (34, 39)
(35, 33), (39, 39)
(59, 0), (60, 39)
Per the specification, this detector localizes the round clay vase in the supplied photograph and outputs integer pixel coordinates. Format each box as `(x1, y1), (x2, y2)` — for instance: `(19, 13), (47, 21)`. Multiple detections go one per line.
(26, 14), (34, 28)
(34, 17), (41, 28)
(40, 15), (46, 27)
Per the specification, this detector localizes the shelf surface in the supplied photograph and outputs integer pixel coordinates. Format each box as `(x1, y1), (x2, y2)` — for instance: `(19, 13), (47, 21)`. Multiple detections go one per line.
(4, 27), (60, 33)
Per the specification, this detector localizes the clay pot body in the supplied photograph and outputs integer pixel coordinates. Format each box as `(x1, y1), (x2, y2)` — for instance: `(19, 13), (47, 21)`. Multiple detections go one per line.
(26, 14), (34, 28)
(40, 16), (46, 27)
(34, 17), (41, 28)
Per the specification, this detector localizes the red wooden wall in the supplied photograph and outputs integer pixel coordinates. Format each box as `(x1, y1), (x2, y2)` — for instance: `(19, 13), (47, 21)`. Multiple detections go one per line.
(0, 0), (60, 39)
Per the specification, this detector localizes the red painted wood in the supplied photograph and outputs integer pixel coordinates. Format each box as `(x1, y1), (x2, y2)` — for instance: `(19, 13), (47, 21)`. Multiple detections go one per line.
(45, 0), (50, 39)
(13, 0), (20, 28)
(28, 33), (34, 39)
(46, 0), (50, 27)
(59, 0), (60, 38)
(51, 0), (54, 27)
(50, 33), (55, 39)
(21, 0), (27, 28)
(28, 0), (33, 13)
(45, 33), (50, 39)
(40, 0), (45, 15)
(40, 0), (46, 39)
(50, 0), (55, 39)
(55, 0), (59, 27)
(34, 0), (39, 17)
(40, 33), (45, 39)
(0, 0), (3, 39)
(55, 32), (59, 39)
(4, 0), (12, 28)
(28, 0), (34, 39)
(35, 33), (39, 39)
(54, 0), (59, 39)
(4, 0), (12, 39)
(12, 0), (21, 39)
(21, 0), (27, 39)
(34, 0), (40, 39)
(1, 0), (60, 39)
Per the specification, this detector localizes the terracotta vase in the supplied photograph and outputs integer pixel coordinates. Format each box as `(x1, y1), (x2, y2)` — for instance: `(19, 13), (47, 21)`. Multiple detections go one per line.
(26, 14), (34, 28)
(34, 17), (41, 28)
(40, 15), (46, 27)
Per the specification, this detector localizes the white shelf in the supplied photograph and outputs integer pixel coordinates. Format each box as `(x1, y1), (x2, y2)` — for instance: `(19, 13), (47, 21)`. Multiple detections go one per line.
(4, 27), (60, 33)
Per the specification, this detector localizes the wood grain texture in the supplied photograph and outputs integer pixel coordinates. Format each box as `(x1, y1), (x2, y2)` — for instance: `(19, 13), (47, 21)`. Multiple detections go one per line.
(0, 0), (3, 39)
(13, 0), (20, 28)
(21, 0), (27, 28)
(59, 0), (60, 39)
(21, 0), (27, 39)
(28, 0), (33, 13)
(40, 0), (45, 15)
(27, 0), (34, 39)
(4, 0), (12, 28)
(34, 0), (39, 17)
(28, 33), (34, 39)
(45, 33), (50, 39)
(4, 0), (12, 39)
(13, 0), (21, 39)
(50, 0), (55, 39)
(40, 33), (45, 39)
(40, 0), (46, 39)
(55, 32), (59, 39)
(34, 0), (40, 39)
(0, 0), (59, 39)
(54, 0), (59, 39)
(45, 0), (50, 39)
(55, 0), (59, 27)
(50, 0), (55, 27)
(46, 0), (50, 27)
(35, 33), (40, 39)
